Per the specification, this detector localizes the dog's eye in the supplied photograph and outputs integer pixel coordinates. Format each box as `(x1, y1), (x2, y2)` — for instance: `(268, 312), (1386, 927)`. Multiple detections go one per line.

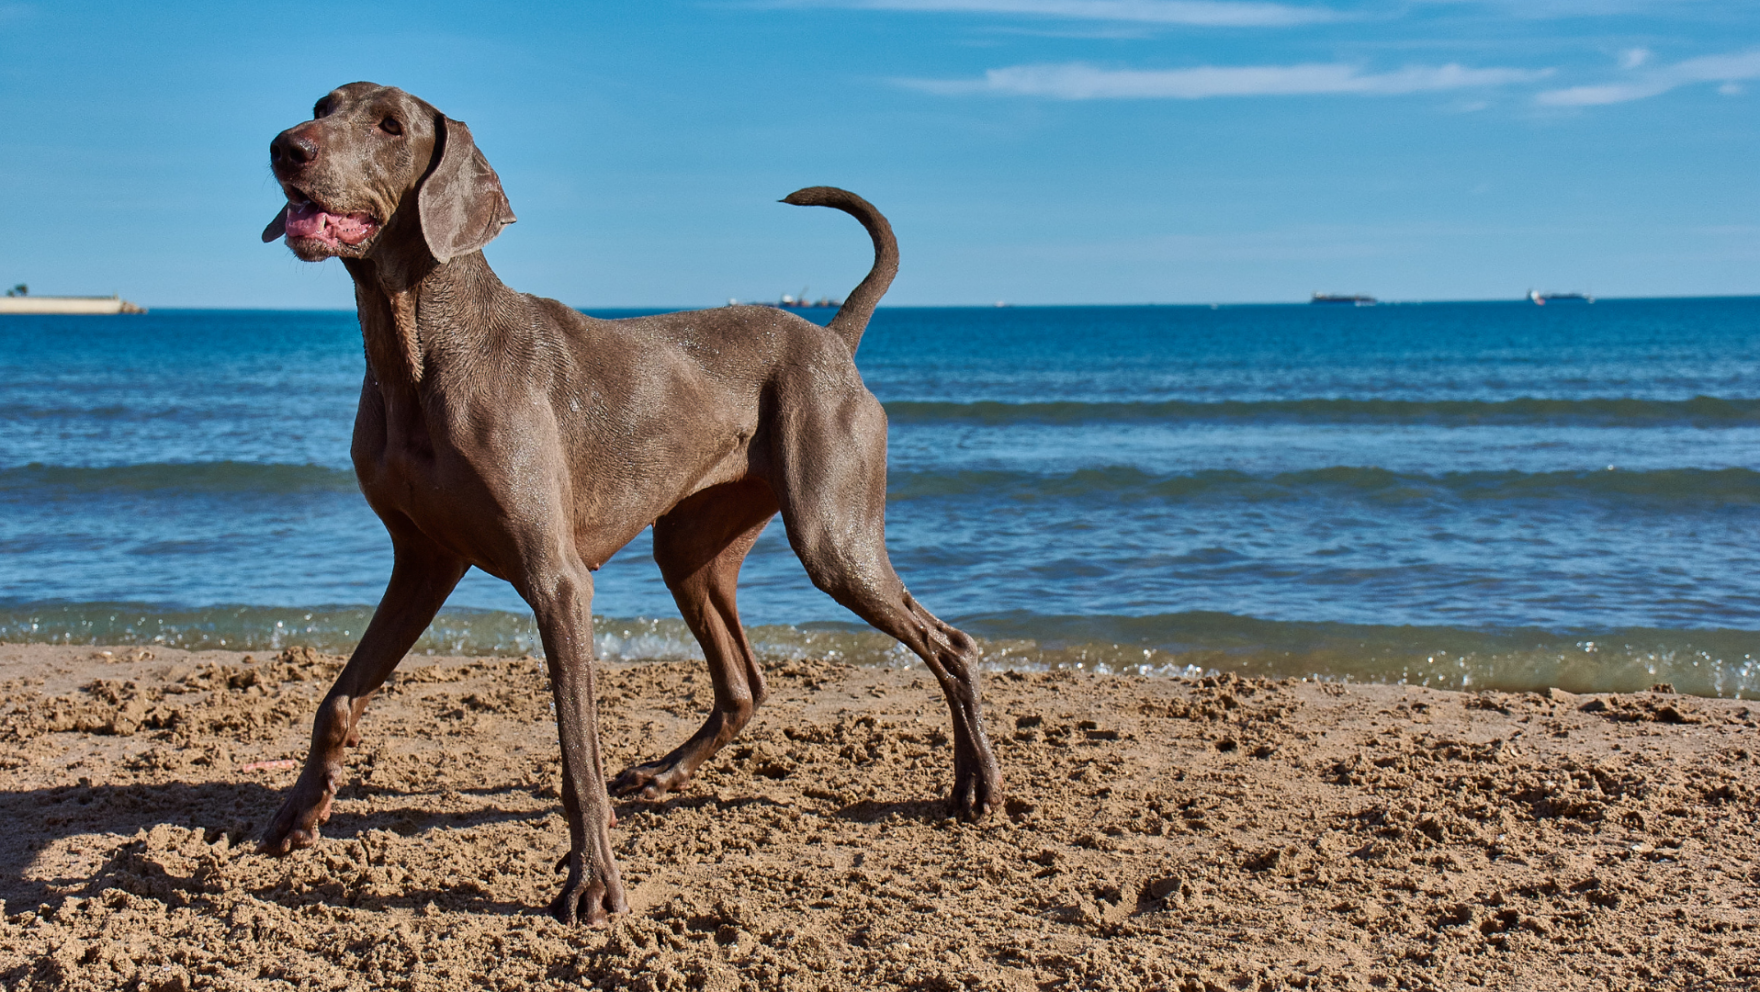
(313, 100), (332, 118)
(379, 117), (403, 136)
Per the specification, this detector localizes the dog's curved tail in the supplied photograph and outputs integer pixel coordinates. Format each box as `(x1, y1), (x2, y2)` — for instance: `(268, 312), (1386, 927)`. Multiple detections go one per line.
(781, 186), (897, 355)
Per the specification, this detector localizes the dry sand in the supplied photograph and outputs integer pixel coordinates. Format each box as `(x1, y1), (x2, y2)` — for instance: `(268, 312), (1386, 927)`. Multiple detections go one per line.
(0, 641), (1756, 991)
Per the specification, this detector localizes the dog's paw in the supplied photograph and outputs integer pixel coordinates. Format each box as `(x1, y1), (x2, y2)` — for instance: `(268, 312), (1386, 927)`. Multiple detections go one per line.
(549, 854), (629, 927)
(259, 770), (336, 854)
(258, 822), (321, 855)
(948, 758), (1002, 823)
(259, 802), (328, 854)
(948, 789), (998, 823)
(609, 760), (688, 801)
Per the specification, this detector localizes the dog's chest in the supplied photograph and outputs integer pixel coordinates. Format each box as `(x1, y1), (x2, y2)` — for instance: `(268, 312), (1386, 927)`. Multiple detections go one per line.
(350, 386), (478, 527)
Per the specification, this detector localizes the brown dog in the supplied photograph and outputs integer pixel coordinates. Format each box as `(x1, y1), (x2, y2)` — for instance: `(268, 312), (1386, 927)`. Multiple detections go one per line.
(258, 82), (1001, 925)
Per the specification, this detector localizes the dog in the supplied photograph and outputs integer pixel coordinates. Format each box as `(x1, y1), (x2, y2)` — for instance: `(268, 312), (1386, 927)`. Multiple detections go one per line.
(258, 82), (1001, 925)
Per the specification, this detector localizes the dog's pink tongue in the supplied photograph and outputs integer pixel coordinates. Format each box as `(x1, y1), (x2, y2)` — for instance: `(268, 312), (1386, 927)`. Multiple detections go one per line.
(328, 212), (376, 245)
(284, 201), (330, 241)
(283, 201), (377, 246)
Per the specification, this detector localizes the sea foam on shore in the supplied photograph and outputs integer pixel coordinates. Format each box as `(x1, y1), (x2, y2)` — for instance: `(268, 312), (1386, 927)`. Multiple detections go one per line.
(3, 603), (1755, 698)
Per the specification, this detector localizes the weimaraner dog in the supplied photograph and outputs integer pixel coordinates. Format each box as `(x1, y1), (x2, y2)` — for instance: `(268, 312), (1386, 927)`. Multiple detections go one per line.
(258, 82), (1001, 925)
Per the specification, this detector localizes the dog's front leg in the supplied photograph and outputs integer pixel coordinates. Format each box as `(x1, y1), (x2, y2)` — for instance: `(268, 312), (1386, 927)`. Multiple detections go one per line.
(528, 561), (629, 926)
(262, 536), (467, 854)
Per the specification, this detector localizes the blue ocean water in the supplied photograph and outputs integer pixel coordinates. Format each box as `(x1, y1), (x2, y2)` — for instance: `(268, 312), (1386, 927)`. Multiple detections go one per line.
(3, 300), (1759, 696)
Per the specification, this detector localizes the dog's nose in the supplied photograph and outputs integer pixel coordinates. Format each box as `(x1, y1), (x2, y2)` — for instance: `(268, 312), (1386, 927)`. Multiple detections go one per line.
(270, 130), (320, 170)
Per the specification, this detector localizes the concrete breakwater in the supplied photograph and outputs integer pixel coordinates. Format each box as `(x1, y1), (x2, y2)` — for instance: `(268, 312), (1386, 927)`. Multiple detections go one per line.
(0, 294), (146, 314)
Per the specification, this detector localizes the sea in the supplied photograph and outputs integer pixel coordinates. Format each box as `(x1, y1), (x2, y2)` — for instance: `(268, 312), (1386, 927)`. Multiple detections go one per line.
(3, 299), (1759, 698)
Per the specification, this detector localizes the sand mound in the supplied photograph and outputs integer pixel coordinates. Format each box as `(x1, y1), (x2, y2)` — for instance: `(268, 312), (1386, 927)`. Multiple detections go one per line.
(1, 642), (1755, 990)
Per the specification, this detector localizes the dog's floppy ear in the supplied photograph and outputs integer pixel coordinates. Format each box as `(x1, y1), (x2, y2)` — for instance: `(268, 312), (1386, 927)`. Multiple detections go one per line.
(262, 208), (287, 243)
(418, 116), (516, 264)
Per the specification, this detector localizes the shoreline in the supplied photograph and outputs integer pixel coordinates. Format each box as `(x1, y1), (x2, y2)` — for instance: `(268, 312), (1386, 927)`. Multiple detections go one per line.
(2, 606), (1757, 700)
(2, 643), (1757, 990)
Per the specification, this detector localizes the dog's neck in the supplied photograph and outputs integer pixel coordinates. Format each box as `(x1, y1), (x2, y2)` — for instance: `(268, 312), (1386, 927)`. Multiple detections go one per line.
(342, 249), (505, 395)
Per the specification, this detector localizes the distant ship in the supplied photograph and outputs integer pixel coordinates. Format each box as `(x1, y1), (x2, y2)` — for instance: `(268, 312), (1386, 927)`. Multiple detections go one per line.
(727, 287), (842, 309)
(773, 295), (840, 310)
(0, 285), (146, 315)
(1311, 293), (1376, 306)
(772, 286), (840, 309)
(1528, 290), (1593, 306)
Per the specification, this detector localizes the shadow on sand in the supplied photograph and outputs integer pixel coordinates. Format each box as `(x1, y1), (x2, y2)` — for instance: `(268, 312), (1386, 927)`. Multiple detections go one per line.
(2, 779), (552, 916)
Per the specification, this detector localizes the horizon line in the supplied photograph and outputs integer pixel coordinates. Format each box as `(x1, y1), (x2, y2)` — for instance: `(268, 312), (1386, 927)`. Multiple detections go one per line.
(45, 292), (1760, 312)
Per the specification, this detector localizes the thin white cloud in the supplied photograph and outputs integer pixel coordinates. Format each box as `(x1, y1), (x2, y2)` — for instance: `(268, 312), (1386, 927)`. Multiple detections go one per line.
(1619, 47), (1650, 70)
(793, 0), (1338, 27)
(1537, 48), (1760, 106)
(900, 61), (1550, 99)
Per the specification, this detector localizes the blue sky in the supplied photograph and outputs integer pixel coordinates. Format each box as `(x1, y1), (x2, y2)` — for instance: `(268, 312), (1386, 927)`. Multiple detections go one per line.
(1, 1), (1756, 306)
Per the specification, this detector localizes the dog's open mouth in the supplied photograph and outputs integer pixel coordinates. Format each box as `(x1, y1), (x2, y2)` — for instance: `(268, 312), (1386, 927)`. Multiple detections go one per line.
(282, 194), (379, 248)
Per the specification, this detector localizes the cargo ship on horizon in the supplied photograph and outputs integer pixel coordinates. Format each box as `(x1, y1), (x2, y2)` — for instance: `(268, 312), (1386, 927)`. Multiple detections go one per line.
(1528, 290), (1594, 305)
(725, 287), (842, 309)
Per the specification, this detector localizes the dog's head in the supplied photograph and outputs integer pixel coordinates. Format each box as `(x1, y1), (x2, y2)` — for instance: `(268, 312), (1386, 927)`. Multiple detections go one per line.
(263, 82), (515, 265)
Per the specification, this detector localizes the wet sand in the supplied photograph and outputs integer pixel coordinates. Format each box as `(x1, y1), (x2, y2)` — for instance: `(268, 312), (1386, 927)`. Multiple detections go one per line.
(1, 642), (1756, 990)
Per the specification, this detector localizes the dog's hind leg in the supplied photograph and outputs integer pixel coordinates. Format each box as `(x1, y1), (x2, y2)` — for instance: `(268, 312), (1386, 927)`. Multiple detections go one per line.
(611, 480), (779, 800)
(262, 526), (467, 854)
(772, 393), (1002, 821)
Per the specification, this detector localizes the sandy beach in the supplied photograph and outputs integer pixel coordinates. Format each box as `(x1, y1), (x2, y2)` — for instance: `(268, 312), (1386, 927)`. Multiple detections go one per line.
(1, 642), (1755, 990)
